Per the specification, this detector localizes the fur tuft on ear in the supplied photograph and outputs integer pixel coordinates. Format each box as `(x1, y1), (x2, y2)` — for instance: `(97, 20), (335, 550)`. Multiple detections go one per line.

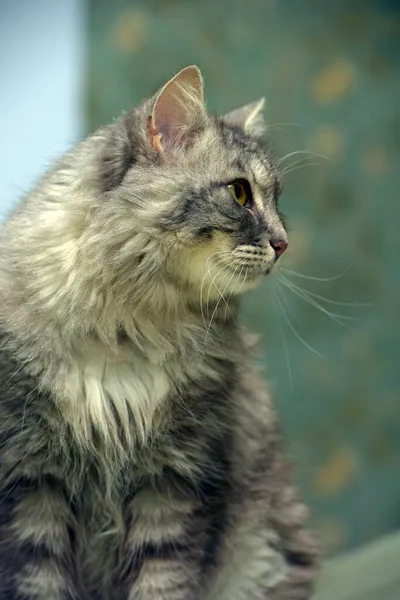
(223, 98), (266, 136)
(150, 65), (206, 152)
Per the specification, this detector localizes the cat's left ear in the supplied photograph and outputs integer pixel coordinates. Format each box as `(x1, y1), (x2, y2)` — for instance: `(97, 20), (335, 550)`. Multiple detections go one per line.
(149, 65), (206, 153)
(223, 98), (266, 136)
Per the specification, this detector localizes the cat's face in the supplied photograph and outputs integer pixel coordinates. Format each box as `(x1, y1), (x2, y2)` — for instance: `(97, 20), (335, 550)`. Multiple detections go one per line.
(160, 122), (287, 303)
(101, 66), (287, 306)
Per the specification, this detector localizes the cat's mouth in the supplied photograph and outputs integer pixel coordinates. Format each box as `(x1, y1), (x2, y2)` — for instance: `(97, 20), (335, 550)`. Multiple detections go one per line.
(194, 244), (278, 303)
(229, 245), (276, 279)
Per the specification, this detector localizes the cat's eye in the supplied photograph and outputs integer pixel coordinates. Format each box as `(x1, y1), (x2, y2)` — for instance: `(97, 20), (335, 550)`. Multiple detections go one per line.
(227, 180), (252, 207)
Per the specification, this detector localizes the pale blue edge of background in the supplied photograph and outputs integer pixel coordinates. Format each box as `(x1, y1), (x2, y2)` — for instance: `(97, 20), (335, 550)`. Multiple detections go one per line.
(0, 0), (83, 217)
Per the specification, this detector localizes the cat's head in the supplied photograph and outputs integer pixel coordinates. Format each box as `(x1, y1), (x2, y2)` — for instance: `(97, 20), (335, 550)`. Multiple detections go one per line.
(0, 66), (290, 359)
(99, 65), (287, 309)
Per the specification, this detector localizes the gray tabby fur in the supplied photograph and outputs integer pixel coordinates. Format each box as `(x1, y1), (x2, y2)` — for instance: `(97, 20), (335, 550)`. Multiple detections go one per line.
(0, 66), (318, 599)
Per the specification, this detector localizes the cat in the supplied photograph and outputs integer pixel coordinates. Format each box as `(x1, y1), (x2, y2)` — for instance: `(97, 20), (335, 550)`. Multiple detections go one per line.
(0, 65), (318, 600)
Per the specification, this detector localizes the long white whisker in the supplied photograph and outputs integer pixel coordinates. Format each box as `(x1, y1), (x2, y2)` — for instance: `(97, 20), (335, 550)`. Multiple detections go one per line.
(280, 277), (356, 331)
(280, 276), (356, 321)
(204, 265), (239, 345)
(283, 161), (315, 175)
(278, 150), (331, 165)
(206, 264), (228, 319)
(229, 265), (248, 313)
(224, 265), (244, 321)
(265, 122), (305, 132)
(274, 280), (300, 322)
(200, 252), (230, 324)
(270, 283), (293, 389)
(204, 254), (235, 318)
(200, 262), (217, 325)
(234, 266), (248, 297)
(283, 162), (325, 176)
(282, 157), (325, 173)
(280, 274), (370, 307)
(267, 122), (304, 129)
(274, 285), (326, 358)
(281, 266), (350, 282)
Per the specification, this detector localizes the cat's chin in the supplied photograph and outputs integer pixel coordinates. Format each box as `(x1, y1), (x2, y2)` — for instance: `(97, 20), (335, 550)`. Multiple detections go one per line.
(223, 264), (273, 296)
(239, 277), (263, 293)
(227, 268), (266, 295)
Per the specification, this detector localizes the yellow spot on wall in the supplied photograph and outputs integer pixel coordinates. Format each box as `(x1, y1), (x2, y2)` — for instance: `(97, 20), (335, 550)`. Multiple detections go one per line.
(362, 146), (390, 176)
(309, 126), (343, 159)
(387, 390), (400, 412)
(339, 11), (367, 37)
(316, 518), (348, 554)
(311, 58), (355, 104)
(307, 361), (333, 385)
(370, 436), (392, 465)
(368, 54), (393, 77)
(342, 334), (374, 362)
(314, 446), (357, 495)
(341, 397), (368, 426)
(113, 9), (147, 53)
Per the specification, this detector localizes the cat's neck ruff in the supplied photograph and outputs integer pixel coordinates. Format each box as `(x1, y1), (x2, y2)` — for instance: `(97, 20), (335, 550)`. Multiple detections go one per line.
(56, 335), (171, 452)
(45, 309), (238, 455)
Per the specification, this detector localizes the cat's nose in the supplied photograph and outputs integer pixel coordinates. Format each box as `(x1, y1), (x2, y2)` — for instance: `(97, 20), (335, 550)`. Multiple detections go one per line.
(270, 240), (288, 259)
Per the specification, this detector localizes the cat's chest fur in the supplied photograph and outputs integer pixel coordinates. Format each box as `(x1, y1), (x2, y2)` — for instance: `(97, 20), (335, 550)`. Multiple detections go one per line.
(57, 337), (228, 496)
(68, 340), (173, 457)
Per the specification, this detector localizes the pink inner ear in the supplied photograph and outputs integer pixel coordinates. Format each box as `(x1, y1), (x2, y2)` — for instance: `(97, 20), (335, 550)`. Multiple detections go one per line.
(151, 66), (204, 151)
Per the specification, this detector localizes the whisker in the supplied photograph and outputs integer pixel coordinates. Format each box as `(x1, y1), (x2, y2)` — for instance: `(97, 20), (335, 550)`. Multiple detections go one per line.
(200, 252), (229, 325)
(265, 122), (305, 132)
(280, 275), (356, 319)
(282, 156), (325, 172)
(270, 283), (293, 389)
(282, 266), (350, 282)
(205, 257), (237, 320)
(224, 265), (244, 321)
(205, 264), (228, 321)
(278, 150), (331, 165)
(281, 274), (370, 307)
(200, 266), (213, 326)
(204, 265), (239, 345)
(280, 277), (356, 331)
(283, 162), (325, 176)
(274, 280), (300, 322)
(206, 252), (236, 314)
(283, 156), (328, 173)
(228, 265), (248, 317)
(274, 284), (326, 358)
(234, 266), (248, 297)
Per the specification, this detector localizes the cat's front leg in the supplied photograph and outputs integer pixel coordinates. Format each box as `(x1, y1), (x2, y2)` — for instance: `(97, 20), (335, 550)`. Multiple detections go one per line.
(117, 484), (205, 600)
(204, 429), (318, 600)
(204, 495), (317, 600)
(265, 474), (318, 600)
(0, 476), (82, 600)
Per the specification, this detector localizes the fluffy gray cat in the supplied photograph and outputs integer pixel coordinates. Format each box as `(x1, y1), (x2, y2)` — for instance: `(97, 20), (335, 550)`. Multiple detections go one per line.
(0, 66), (318, 599)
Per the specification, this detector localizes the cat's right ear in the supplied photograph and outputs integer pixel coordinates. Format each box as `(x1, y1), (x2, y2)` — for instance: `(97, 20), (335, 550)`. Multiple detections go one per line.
(148, 65), (206, 153)
(223, 98), (266, 136)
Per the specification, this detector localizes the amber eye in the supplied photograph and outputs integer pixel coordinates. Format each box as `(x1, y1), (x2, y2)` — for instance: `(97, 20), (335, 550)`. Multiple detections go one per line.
(227, 180), (250, 207)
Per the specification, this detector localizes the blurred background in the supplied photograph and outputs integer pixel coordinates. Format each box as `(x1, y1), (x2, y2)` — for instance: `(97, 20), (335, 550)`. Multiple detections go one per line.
(1, 0), (399, 596)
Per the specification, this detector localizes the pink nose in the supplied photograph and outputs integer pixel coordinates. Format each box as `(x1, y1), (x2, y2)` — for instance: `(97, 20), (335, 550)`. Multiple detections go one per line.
(271, 240), (288, 259)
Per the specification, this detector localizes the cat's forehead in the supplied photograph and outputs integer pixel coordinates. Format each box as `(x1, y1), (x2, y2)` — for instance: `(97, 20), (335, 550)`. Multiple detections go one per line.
(200, 119), (281, 189)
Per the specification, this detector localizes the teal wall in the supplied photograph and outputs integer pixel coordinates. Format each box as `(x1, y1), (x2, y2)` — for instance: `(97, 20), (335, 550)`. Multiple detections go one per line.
(86, 0), (400, 557)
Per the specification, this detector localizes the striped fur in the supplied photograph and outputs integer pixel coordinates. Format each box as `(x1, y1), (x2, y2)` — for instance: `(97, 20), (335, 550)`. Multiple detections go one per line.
(0, 66), (318, 599)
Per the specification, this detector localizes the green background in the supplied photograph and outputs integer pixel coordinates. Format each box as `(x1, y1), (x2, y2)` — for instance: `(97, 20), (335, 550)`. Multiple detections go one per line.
(86, 0), (400, 558)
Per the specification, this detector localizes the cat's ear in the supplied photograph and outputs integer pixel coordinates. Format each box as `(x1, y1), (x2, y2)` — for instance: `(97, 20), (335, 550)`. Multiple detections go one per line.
(149, 65), (206, 153)
(223, 98), (266, 136)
